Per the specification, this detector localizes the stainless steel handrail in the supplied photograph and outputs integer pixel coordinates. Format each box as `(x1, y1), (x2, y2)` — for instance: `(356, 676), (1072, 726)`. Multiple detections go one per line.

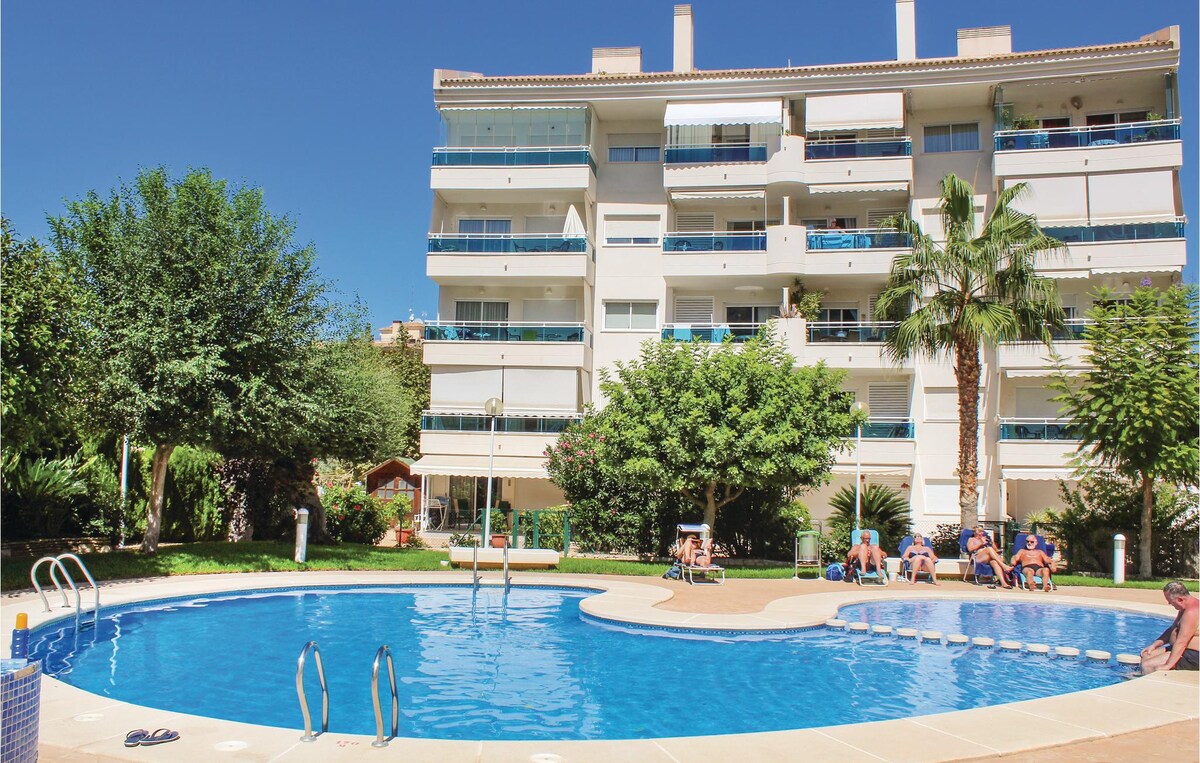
(370, 645), (398, 747)
(502, 538), (511, 592)
(56, 553), (100, 629)
(31, 556), (84, 632)
(472, 542), (480, 590)
(296, 641), (329, 742)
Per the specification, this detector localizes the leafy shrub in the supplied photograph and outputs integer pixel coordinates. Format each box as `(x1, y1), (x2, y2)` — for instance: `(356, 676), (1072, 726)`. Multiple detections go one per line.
(448, 531), (479, 547)
(162, 446), (227, 542)
(392, 494), (413, 528)
(828, 484), (911, 553)
(521, 508), (568, 552)
(323, 485), (388, 544)
(929, 523), (963, 558)
(823, 522), (852, 562)
(714, 489), (807, 560)
(0, 450), (92, 539)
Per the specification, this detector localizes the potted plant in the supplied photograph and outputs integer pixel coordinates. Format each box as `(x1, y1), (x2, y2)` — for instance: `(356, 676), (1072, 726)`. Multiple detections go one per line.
(393, 495), (413, 545)
(488, 510), (509, 548)
(1012, 114), (1039, 130)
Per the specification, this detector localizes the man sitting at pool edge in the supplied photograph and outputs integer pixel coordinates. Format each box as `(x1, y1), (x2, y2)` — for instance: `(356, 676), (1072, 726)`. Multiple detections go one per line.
(1140, 581), (1199, 673)
(1009, 535), (1056, 591)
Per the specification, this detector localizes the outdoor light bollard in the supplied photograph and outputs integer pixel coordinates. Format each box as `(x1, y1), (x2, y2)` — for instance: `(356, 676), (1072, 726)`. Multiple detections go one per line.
(295, 508), (310, 563)
(1113, 534), (1126, 585)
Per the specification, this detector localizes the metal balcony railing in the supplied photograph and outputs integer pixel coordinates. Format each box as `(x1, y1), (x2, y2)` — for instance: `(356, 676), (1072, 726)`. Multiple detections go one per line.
(421, 412), (581, 434)
(663, 231), (767, 252)
(432, 146), (596, 170)
(1043, 219), (1185, 243)
(999, 419), (1081, 441)
(993, 119), (1181, 152)
(423, 322), (588, 343)
(427, 233), (589, 254)
(806, 321), (897, 343)
(805, 137), (912, 160)
(857, 419), (915, 439)
(661, 323), (765, 343)
(664, 143), (768, 164)
(806, 228), (912, 250)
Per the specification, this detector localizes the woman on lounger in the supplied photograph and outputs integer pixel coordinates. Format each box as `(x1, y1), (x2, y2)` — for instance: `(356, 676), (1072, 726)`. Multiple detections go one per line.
(1010, 536), (1056, 591)
(967, 527), (1014, 588)
(677, 534), (713, 566)
(902, 534), (940, 585)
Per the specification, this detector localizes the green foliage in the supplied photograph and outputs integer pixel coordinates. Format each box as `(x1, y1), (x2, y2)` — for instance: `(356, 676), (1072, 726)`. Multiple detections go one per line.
(828, 484), (911, 552)
(930, 523), (963, 558)
(875, 174), (1065, 529)
(0, 220), (90, 453)
(448, 531), (479, 547)
(392, 494), (413, 528)
(1049, 475), (1198, 578)
(379, 330), (430, 457)
(823, 522), (852, 563)
(0, 451), (92, 538)
(521, 510), (567, 551)
(547, 330), (855, 543)
(161, 447), (227, 542)
(1050, 285), (1199, 577)
(786, 279), (823, 319)
(713, 489), (810, 560)
(322, 484), (388, 545)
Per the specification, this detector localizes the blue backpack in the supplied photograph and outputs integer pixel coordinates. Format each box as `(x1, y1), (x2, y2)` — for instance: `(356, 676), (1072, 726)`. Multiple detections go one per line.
(825, 563), (845, 581)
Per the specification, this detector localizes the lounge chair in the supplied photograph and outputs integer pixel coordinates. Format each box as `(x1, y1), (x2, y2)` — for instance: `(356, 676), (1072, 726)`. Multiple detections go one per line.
(665, 523), (724, 585)
(897, 535), (934, 584)
(849, 529), (889, 586)
(959, 528), (1013, 586)
(1012, 532), (1058, 591)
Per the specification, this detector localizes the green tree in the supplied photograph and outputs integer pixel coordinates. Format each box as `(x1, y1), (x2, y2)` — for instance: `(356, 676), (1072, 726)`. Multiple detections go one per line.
(547, 331), (855, 537)
(1050, 285), (1199, 578)
(51, 168), (334, 553)
(875, 174), (1065, 529)
(380, 327), (430, 457)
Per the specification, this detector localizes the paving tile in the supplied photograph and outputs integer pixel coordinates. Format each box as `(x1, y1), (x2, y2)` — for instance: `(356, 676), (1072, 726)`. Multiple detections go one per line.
(911, 704), (1102, 753)
(659, 727), (885, 762)
(819, 718), (997, 762)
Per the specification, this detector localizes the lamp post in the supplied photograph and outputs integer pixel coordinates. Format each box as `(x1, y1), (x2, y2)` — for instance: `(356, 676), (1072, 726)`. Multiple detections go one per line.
(852, 400), (869, 531)
(483, 397), (504, 544)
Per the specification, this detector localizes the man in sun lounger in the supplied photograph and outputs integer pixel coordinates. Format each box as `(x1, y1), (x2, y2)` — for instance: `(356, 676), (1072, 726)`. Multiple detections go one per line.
(1009, 535), (1056, 591)
(1140, 581), (1199, 673)
(846, 533), (887, 576)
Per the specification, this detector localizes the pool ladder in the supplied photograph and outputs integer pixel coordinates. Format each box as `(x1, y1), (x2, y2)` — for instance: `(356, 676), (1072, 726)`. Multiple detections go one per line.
(470, 538), (512, 593)
(295, 641), (400, 747)
(30, 553), (101, 633)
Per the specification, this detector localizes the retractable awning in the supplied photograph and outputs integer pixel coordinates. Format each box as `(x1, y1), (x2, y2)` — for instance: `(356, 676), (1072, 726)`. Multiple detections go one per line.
(440, 104), (587, 111)
(805, 92), (905, 132)
(1000, 468), (1079, 482)
(664, 100), (782, 126)
(410, 455), (549, 479)
(830, 465), (912, 476)
(1004, 369), (1081, 378)
(670, 189), (766, 201)
(808, 182), (909, 194)
(1092, 265), (1181, 275)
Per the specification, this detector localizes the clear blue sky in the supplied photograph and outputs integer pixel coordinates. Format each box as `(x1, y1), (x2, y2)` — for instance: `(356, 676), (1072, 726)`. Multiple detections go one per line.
(3, 0), (1195, 332)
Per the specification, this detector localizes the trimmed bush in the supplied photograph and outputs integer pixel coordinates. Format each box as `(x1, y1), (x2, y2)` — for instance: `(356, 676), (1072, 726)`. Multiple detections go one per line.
(323, 485), (388, 545)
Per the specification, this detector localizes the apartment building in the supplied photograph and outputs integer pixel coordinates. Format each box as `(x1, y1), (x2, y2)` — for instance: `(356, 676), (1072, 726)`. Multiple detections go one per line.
(410, 1), (1185, 534)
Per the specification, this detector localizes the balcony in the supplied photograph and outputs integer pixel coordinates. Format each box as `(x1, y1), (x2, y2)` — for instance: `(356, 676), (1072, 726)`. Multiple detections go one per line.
(858, 419), (914, 439)
(660, 323), (764, 343)
(996, 418), (1080, 468)
(993, 120), (1182, 178)
(426, 234), (593, 284)
(997, 332), (1088, 370)
(806, 229), (911, 251)
(419, 411), (579, 460)
(807, 321), (896, 344)
(764, 134), (914, 188)
(805, 138), (912, 160)
(421, 412), (580, 434)
(999, 419), (1080, 441)
(430, 146), (596, 193)
(661, 231), (770, 280)
(422, 322), (592, 368)
(663, 142), (774, 189)
(764, 226), (910, 276)
(1044, 220), (1185, 243)
(664, 143), (767, 164)
(1039, 220), (1187, 274)
(663, 232), (767, 253)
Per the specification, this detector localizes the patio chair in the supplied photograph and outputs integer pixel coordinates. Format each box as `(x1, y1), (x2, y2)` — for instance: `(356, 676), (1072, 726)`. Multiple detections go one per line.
(897, 535), (935, 584)
(959, 528), (1013, 586)
(849, 529), (889, 586)
(1011, 532), (1058, 591)
(664, 523), (724, 585)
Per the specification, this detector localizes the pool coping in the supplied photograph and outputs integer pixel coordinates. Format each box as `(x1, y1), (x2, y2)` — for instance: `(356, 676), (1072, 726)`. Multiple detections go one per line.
(3, 570), (1197, 763)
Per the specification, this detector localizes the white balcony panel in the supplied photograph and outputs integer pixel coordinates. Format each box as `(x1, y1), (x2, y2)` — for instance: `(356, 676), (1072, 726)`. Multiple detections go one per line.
(996, 441), (1078, 468)
(993, 140), (1183, 178)
(424, 341), (590, 370)
(503, 368), (579, 411)
(662, 252), (769, 281)
(765, 226), (904, 277)
(804, 161), (913, 187)
(430, 367), (502, 409)
(997, 341), (1087, 370)
(664, 100), (783, 126)
(419, 431), (558, 461)
(834, 439), (915, 468)
(411, 453), (549, 479)
(775, 318), (913, 371)
(805, 93), (905, 132)
(663, 162), (769, 190)
(431, 165), (595, 193)
(427, 253), (593, 285)
(1035, 238), (1186, 275)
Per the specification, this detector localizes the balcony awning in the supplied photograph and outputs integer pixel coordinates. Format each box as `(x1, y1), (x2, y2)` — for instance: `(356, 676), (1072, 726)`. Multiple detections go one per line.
(410, 455), (549, 479)
(1041, 270), (1090, 280)
(440, 104), (587, 111)
(671, 189), (766, 201)
(830, 465), (912, 476)
(1001, 468), (1079, 482)
(809, 182), (908, 194)
(1004, 369), (1081, 378)
(805, 92), (905, 132)
(664, 100), (782, 126)
(1092, 265), (1181, 275)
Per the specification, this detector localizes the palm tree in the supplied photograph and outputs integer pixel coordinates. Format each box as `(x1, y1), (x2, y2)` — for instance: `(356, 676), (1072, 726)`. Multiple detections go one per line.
(875, 174), (1065, 531)
(829, 483), (911, 552)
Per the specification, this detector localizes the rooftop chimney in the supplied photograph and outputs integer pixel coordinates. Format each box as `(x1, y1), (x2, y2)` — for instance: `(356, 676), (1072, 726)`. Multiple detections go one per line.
(673, 5), (694, 73)
(591, 47), (642, 74)
(957, 26), (1012, 57)
(896, 0), (916, 61)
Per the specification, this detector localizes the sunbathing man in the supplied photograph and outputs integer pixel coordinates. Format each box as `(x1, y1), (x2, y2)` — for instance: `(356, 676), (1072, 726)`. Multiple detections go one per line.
(1140, 581), (1199, 673)
(967, 527), (1014, 588)
(902, 534), (940, 585)
(846, 532), (887, 576)
(677, 534), (714, 566)
(1009, 535), (1056, 591)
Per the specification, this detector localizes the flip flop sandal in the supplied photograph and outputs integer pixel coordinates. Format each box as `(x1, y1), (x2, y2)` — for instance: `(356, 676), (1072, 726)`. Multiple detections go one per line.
(124, 729), (150, 747)
(140, 729), (180, 746)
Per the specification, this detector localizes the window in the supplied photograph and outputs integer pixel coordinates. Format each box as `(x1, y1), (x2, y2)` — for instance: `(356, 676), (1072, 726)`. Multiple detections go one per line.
(608, 146), (661, 163)
(802, 217), (857, 230)
(1086, 111), (1150, 126)
(726, 305), (779, 323)
(457, 219), (511, 234)
(604, 301), (657, 330)
(818, 306), (859, 323)
(713, 124), (750, 145)
(454, 301), (509, 322)
(727, 220), (778, 232)
(924, 123), (979, 153)
(604, 214), (661, 246)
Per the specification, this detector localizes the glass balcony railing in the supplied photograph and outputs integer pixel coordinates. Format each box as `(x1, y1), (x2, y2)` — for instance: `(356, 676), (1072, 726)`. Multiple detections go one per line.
(424, 322), (588, 343)
(428, 234), (589, 254)
(806, 228), (912, 250)
(994, 120), (1181, 152)
(663, 232), (767, 252)
(421, 412), (580, 434)
(807, 321), (897, 343)
(999, 419), (1080, 441)
(432, 146), (596, 170)
(857, 419), (915, 439)
(661, 323), (765, 343)
(1008, 320), (1093, 343)
(1043, 220), (1185, 243)
(805, 138), (912, 160)
(664, 143), (768, 164)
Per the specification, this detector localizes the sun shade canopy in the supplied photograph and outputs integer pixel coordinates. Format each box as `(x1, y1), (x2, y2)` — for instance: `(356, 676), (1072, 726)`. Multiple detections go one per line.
(805, 92), (905, 132)
(664, 100), (782, 126)
(410, 455), (548, 479)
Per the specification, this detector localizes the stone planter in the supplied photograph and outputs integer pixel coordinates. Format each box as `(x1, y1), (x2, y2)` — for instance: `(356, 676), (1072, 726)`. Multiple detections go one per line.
(490, 534), (508, 548)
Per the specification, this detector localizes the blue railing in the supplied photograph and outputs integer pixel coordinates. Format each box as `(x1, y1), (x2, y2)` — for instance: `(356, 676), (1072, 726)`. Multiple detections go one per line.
(994, 120), (1181, 152)
(663, 232), (767, 252)
(432, 146), (596, 171)
(661, 323), (764, 343)
(424, 322), (588, 343)
(807, 229), (911, 250)
(858, 419), (915, 439)
(807, 322), (897, 343)
(999, 420), (1080, 441)
(428, 234), (588, 254)
(664, 143), (768, 164)
(421, 413), (581, 434)
(805, 138), (912, 160)
(1042, 221), (1185, 243)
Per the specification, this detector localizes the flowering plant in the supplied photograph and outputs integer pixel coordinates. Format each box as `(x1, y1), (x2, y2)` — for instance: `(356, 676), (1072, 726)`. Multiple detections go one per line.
(323, 484), (388, 544)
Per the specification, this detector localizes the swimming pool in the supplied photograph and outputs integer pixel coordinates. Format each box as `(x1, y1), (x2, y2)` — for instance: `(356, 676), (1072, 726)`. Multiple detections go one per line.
(28, 585), (1168, 741)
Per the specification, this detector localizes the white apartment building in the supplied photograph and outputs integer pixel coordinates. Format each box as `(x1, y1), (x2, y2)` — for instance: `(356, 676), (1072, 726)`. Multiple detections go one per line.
(410, 2), (1186, 534)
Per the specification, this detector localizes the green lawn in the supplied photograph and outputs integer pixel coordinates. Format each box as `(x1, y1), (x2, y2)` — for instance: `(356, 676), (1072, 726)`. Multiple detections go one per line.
(2, 541), (1193, 593)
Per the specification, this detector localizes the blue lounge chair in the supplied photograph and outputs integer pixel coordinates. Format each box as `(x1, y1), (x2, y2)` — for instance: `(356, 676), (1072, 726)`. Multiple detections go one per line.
(897, 535), (935, 584)
(1012, 532), (1058, 591)
(850, 529), (889, 586)
(959, 528), (1014, 586)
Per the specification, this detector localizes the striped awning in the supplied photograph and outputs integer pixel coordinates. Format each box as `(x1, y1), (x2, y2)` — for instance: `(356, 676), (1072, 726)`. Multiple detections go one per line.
(808, 182), (908, 194)
(1000, 468), (1079, 482)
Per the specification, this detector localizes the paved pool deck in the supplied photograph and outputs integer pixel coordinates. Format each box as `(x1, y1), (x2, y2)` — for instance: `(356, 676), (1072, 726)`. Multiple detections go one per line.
(3, 572), (1196, 762)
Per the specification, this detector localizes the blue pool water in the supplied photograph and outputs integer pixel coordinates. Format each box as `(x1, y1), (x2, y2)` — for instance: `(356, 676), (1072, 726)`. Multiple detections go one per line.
(28, 586), (1168, 740)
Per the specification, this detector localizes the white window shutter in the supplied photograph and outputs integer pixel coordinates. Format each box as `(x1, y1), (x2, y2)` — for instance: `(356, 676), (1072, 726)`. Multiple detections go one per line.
(675, 213), (715, 232)
(869, 383), (910, 418)
(673, 297), (714, 323)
